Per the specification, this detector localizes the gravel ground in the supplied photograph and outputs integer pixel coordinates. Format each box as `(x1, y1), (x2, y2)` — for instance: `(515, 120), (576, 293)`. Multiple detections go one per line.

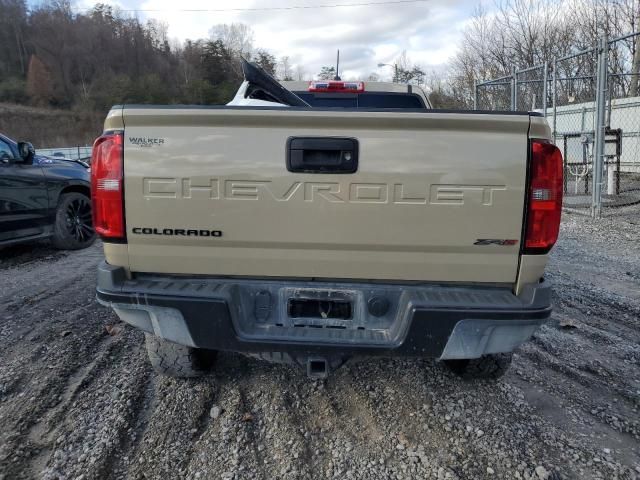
(0, 209), (639, 480)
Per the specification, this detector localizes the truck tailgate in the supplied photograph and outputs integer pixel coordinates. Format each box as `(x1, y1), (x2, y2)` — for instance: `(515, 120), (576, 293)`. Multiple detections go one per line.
(119, 107), (531, 283)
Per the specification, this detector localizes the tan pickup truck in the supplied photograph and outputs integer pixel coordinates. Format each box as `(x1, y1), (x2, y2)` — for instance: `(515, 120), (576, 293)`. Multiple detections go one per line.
(93, 60), (562, 379)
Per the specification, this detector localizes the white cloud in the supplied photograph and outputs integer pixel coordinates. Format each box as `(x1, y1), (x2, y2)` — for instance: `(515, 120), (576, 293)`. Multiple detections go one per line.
(78, 0), (476, 79)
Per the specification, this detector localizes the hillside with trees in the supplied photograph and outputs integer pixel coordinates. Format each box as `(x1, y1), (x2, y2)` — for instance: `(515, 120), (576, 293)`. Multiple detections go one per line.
(0, 1), (282, 112)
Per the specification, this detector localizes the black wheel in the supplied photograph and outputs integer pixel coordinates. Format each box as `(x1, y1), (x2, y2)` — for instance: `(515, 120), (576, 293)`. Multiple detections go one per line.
(145, 333), (216, 378)
(443, 353), (513, 380)
(51, 192), (96, 250)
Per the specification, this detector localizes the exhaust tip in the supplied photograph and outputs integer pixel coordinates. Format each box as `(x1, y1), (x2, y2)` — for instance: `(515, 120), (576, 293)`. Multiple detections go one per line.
(307, 358), (329, 379)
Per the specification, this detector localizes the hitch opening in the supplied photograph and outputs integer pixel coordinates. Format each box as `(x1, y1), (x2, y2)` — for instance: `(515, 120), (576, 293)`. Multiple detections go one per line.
(307, 358), (329, 379)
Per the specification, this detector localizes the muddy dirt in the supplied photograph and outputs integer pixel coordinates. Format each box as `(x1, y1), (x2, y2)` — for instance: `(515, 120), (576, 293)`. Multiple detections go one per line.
(0, 209), (639, 480)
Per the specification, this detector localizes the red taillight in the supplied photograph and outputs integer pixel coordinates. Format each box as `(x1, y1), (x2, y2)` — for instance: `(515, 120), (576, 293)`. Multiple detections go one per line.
(91, 131), (125, 241)
(524, 140), (563, 254)
(308, 81), (365, 93)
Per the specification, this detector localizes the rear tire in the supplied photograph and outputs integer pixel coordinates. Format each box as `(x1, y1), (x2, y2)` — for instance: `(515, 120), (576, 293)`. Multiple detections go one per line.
(443, 353), (513, 380)
(144, 333), (216, 378)
(51, 192), (96, 250)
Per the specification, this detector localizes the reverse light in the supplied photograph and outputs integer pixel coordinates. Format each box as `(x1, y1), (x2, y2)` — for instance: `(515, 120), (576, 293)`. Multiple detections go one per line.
(308, 81), (365, 93)
(523, 140), (563, 254)
(91, 131), (125, 241)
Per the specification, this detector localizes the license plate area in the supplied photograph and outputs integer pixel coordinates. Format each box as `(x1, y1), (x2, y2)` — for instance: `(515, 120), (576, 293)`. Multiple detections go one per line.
(285, 288), (357, 329)
(288, 298), (352, 321)
(230, 281), (405, 345)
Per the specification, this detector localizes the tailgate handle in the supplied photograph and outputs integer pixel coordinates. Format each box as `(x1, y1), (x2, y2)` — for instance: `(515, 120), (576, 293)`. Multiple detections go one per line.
(286, 137), (358, 173)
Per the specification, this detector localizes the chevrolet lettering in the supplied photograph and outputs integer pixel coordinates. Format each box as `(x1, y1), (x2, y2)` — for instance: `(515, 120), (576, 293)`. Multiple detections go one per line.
(142, 178), (507, 206)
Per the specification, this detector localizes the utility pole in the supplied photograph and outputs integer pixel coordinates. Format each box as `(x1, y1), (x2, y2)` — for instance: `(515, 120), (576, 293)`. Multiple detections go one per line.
(592, 36), (609, 218)
(542, 63), (548, 117)
(552, 58), (557, 138)
(630, 25), (640, 96)
(474, 81), (478, 110)
(511, 65), (517, 111)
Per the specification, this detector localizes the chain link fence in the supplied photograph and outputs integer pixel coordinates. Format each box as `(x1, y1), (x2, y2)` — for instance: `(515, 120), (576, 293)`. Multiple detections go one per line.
(475, 31), (640, 216)
(516, 64), (547, 112)
(553, 48), (597, 210)
(475, 75), (512, 111)
(607, 33), (640, 207)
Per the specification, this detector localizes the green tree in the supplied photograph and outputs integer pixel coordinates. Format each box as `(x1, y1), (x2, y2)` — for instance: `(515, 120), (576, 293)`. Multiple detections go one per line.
(0, 0), (28, 77)
(0, 78), (28, 103)
(201, 40), (239, 86)
(395, 66), (426, 85)
(317, 66), (336, 80)
(253, 50), (277, 76)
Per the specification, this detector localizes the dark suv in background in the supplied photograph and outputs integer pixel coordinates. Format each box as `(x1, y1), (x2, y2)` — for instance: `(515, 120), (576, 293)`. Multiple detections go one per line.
(0, 133), (95, 250)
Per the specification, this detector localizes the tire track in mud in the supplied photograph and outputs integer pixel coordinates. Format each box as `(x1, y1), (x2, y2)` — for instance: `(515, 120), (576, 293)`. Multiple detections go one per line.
(96, 352), (154, 480)
(0, 332), (142, 479)
(0, 242), (134, 479)
(119, 363), (222, 480)
(325, 361), (432, 476)
(511, 353), (640, 472)
(199, 358), (309, 480)
(0, 333), (107, 424)
(0, 244), (67, 271)
(266, 370), (337, 478)
(0, 246), (101, 299)
(37, 334), (150, 480)
(103, 370), (159, 480)
(517, 336), (640, 437)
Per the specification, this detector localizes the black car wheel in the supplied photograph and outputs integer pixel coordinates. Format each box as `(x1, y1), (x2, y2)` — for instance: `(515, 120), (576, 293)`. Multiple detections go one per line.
(52, 192), (96, 250)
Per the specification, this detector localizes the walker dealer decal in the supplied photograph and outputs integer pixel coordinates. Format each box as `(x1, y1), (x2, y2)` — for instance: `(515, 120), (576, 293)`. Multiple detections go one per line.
(129, 137), (165, 147)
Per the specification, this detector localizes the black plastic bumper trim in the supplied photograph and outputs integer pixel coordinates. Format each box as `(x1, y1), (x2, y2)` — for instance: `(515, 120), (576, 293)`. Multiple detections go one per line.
(96, 264), (551, 357)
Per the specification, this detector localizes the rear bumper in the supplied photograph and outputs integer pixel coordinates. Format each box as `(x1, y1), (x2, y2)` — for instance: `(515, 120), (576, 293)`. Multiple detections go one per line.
(96, 262), (551, 360)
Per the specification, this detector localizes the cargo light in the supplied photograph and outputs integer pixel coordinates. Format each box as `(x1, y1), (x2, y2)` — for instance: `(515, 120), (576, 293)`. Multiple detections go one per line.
(523, 139), (563, 254)
(308, 81), (365, 93)
(91, 131), (125, 241)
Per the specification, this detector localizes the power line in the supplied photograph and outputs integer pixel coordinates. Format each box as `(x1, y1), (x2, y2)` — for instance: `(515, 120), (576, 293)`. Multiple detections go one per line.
(73, 0), (429, 13)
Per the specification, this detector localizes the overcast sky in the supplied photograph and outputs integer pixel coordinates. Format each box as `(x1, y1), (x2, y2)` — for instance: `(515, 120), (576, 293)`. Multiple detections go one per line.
(73, 0), (487, 80)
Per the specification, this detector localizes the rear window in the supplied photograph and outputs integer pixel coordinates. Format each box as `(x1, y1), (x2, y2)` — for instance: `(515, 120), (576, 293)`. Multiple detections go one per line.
(293, 92), (427, 109)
